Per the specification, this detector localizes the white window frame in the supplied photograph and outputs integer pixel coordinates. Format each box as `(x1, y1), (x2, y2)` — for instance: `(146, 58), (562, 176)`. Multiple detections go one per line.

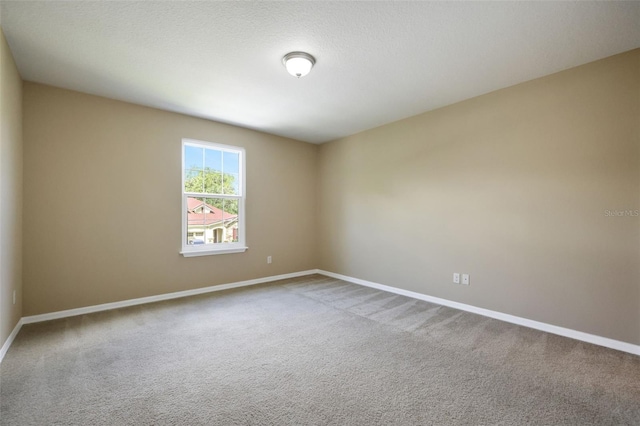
(180, 138), (247, 257)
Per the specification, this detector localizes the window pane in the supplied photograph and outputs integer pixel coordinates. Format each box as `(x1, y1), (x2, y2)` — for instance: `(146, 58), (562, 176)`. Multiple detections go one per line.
(184, 145), (205, 193)
(223, 172), (239, 195)
(222, 152), (240, 195)
(204, 197), (224, 214)
(184, 145), (203, 184)
(203, 169), (223, 195)
(186, 196), (207, 245)
(186, 196), (239, 245)
(184, 170), (205, 194)
(223, 199), (239, 243)
(204, 149), (222, 173)
(223, 151), (239, 174)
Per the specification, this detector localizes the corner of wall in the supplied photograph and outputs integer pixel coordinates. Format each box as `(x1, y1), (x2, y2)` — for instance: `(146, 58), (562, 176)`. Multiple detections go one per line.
(0, 28), (24, 352)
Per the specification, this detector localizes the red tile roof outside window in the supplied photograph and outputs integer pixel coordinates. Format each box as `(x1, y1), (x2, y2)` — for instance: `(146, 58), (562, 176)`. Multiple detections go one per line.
(187, 197), (237, 225)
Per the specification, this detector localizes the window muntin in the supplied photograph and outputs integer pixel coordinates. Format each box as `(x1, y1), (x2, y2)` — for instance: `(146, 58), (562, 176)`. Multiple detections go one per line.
(181, 139), (246, 256)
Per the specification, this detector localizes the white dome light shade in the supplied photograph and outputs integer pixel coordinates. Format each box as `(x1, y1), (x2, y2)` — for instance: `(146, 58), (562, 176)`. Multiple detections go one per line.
(282, 52), (315, 78)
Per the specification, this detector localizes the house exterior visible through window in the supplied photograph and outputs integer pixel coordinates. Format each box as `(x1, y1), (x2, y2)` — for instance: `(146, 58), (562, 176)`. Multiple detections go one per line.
(181, 139), (247, 257)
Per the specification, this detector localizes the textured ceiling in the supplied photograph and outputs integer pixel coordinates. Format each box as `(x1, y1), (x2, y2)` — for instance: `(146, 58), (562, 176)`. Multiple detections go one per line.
(1, 1), (639, 143)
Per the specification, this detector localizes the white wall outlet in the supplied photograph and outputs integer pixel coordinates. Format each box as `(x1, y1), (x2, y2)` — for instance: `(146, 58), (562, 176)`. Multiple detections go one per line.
(462, 274), (470, 285)
(267, 256), (272, 264)
(453, 273), (460, 284)
(13, 290), (16, 305)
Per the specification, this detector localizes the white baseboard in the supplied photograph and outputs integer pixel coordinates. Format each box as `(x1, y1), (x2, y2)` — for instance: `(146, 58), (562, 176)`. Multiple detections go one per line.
(316, 270), (640, 356)
(5, 268), (638, 360)
(0, 318), (24, 363)
(21, 269), (318, 325)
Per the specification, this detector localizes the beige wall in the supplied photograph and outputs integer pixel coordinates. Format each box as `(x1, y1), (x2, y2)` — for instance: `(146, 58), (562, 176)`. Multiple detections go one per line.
(17, 48), (640, 347)
(23, 83), (318, 315)
(0, 29), (23, 346)
(318, 49), (640, 345)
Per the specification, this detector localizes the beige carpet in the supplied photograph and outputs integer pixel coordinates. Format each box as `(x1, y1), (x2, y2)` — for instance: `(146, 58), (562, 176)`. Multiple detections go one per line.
(1, 274), (639, 425)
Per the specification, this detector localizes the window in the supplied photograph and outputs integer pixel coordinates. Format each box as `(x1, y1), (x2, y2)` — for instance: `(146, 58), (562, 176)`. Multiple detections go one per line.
(181, 139), (247, 257)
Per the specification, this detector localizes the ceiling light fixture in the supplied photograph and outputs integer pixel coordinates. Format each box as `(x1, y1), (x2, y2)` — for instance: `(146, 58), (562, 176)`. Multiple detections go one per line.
(282, 51), (315, 78)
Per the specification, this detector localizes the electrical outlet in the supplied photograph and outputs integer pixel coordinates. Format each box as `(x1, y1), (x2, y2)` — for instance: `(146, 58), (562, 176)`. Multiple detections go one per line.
(267, 256), (272, 264)
(462, 274), (470, 285)
(453, 273), (460, 284)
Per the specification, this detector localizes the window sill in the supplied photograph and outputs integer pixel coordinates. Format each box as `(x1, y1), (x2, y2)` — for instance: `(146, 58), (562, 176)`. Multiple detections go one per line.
(180, 246), (248, 257)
